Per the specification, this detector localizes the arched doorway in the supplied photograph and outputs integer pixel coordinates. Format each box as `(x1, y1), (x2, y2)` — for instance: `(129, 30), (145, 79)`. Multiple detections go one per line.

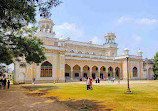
(100, 66), (106, 79)
(83, 65), (90, 78)
(148, 68), (154, 80)
(65, 64), (71, 79)
(92, 66), (98, 79)
(41, 61), (52, 77)
(73, 65), (81, 79)
(115, 67), (120, 79)
(108, 66), (113, 78)
(133, 67), (137, 77)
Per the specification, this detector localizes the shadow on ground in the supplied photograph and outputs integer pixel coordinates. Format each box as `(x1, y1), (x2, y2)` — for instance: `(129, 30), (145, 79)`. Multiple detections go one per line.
(50, 98), (112, 111)
(23, 85), (112, 111)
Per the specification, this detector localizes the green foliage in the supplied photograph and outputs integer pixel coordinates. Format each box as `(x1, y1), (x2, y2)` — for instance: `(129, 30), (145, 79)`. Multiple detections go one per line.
(0, 65), (7, 76)
(0, 0), (62, 74)
(0, 0), (62, 30)
(153, 52), (158, 79)
(0, 26), (46, 65)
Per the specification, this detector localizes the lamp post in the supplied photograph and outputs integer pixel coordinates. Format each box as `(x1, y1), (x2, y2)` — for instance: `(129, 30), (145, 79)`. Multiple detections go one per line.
(126, 57), (132, 93)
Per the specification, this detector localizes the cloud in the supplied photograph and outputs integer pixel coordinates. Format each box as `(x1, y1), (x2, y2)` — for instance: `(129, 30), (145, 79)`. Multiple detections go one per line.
(117, 16), (133, 24)
(54, 22), (84, 39)
(116, 16), (158, 25)
(137, 18), (158, 25)
(54, 22), (102, 44)
(132, 34), (142, 42)
(90, 36), (101, 44)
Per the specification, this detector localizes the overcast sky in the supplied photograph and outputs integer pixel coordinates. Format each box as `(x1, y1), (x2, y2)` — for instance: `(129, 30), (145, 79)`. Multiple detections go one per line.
(9, 0), (158, 70)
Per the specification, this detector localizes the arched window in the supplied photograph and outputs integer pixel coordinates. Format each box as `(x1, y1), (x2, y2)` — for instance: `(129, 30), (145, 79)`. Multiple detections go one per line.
(85, 52), (89, 54)
(78, 51), (82, 54)
(133, 67), (137, 77)
(41, 61), (52, 77)
(70, 50), (74, 53)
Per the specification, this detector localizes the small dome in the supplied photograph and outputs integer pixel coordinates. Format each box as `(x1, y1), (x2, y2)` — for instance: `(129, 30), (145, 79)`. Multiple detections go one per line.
(124, 48), (129, 51)
(38, 18), (54, 25)
(67, 37), (70, 40)
(59, 38), (65, 40)
(138, 50), (142, 53)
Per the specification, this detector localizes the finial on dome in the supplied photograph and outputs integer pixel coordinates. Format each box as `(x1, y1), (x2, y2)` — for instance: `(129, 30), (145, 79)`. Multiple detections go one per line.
(67, 36), (70, 40)
(88, 40), (92, 44)
(137, 49), (143, 56)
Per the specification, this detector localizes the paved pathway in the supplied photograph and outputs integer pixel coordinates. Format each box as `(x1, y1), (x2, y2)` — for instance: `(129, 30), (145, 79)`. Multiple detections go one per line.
(0, 85), (76, 111)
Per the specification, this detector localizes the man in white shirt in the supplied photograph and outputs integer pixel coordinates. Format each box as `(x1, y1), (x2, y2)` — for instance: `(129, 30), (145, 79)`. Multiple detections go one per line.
(86, 77), (90, 90)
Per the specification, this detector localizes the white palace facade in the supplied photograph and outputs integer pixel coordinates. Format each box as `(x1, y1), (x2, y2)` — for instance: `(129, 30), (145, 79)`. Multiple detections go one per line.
(14, 18), (154, 84)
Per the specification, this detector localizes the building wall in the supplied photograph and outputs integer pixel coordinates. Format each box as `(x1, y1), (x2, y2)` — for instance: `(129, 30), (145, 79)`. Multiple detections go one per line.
(13, 18), (152, 83)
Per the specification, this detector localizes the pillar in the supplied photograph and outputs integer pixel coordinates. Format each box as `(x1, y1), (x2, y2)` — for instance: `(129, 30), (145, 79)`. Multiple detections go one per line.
(90, 68), (92, 78)
(106, 72), (108, 78)
(113, 70), (115, 78)
(71, 70), (73, 79)
(147, 68), (149, 80)
(81, 68), (83, 78)
(98, 69), (100, 78)
(14, 61), (19, 84)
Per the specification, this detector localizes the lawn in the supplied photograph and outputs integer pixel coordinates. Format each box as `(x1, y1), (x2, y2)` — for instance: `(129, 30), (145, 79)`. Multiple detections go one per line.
(23, 81), (158, 111)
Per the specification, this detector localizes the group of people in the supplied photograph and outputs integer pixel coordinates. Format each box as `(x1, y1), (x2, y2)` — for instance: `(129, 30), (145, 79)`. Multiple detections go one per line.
(95, 77), (100, 83)
(86, 77), (93, 90)
(105, 77), (120, 83)
(0, 77), (10, 89)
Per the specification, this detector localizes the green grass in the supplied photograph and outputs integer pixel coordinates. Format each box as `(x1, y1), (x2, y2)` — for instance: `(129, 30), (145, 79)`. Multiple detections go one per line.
(24, 81), (158, 111)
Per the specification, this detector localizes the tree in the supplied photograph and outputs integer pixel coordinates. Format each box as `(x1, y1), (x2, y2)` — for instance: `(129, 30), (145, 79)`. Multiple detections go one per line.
(153, 52), (158, 79)
(0, 64), (7, 77)
(0, 0), (62, 66)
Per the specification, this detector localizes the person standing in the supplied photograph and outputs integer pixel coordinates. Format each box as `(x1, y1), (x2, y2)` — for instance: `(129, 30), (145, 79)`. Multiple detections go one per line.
(95, 77), (98, 83)
(32, 77), (35, 84)
(98, 78), (100, 83)
(111, 77), (113, 83)
(7, 80), (10, 89)
(3, 78), (6, 89)
(86, 77), (90, 90)
(90, 79), (93, 90)
(0, 78), (3, 89)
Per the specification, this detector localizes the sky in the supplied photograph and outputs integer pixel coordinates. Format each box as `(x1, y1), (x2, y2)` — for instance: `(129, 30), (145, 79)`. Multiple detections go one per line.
(8, 0), (158, 70)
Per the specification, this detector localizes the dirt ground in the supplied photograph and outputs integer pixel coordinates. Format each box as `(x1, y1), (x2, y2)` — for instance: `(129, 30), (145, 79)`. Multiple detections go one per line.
(0, 85), (76, 111)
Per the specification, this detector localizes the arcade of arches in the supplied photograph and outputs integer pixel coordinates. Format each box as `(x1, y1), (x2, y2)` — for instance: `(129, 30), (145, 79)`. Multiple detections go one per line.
(39, 62), (140, 80)
(65, 64), (121, 80)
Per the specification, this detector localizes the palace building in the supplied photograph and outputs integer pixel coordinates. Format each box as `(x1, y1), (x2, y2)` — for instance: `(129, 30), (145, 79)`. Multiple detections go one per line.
(14, 18), (154, 83)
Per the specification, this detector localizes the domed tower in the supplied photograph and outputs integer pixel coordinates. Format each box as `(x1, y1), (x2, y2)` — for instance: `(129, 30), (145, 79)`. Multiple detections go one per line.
(105, 33), (116, 44)
(37, 18), (55, 38)
(104, 33), (118, 56)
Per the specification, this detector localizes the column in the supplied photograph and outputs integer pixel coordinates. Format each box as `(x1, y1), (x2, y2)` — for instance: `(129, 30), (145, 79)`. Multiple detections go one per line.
(90, 68), (92, 78)
(14, 61), (19, 84)
(147, 68), (149, 80)
(98, 69), (100, 78)
(71, 70), (73, 79)
(113, 70), (115, 78)
(81, 68), (83, 78)
(106, 72), (108, 78)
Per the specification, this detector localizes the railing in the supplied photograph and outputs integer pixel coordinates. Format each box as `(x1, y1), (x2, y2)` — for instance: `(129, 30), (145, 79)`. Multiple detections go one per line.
(43, 45), (66, 51)
(66, 52), (142, 60)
